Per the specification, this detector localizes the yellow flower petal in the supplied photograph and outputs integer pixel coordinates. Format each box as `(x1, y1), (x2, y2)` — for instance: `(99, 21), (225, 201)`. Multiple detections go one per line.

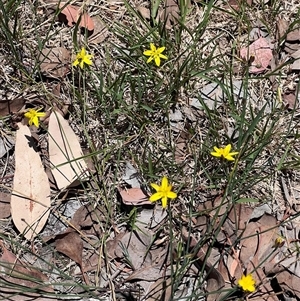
(24, 108), (45, 128)
(224, 144), (232, 154)
(159, 54), (168, 60)
(161, 196), (168, 208)
(157, 46), (165, 53)
(143, 50), (153, 56)
(146, 56), (153, 63)
(167, 191), (177, 199)
(154, 56), (161, 67)
(150, 183), (161, 191)
(161, 176), (169, 190)
(211, 151), (222, 157)
(150, 43), (156, 51)
(238, 274), (256, 293)
(149, 192), (163, 202)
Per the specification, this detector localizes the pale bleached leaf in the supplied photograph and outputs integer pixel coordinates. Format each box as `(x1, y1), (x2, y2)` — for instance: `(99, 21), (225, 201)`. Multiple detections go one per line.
(11, 123), (51, 240)
(48, 111), (89, 190)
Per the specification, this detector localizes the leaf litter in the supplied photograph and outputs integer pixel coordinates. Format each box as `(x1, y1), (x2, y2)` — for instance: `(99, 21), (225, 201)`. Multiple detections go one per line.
(1, 0), (300, 300)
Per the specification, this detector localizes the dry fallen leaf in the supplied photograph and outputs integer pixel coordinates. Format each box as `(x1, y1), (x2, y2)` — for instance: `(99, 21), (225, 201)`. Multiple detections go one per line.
(276, 18), (289, 41)
(118, 187), (152, 206)
(0, 191), (11, 219)
(11, 123), (51, 240)
(0, 241), (56, 301)
(48, 111), (90, 190)
(277, 270), (300, 297)
(114, 230), (153, 270)
(0, 133), (14, 159)
(137, 6), (150, 19)
(159, 0), (180, 29)
(240, 37), (273, 74)
(68, 203), (105, 236)
(0, 97), (25, 117)
(283, 92), (297, 109)
(88, 16), (109, 44)
(240, 214), (277, 266)
(56, 231), (83, 268)
(291, 49), (300, 71)
(145, 278), (172, 301)
(59, 3), (94, 31)
(286, 28), (300, 42)
(39, 47), (70, 79)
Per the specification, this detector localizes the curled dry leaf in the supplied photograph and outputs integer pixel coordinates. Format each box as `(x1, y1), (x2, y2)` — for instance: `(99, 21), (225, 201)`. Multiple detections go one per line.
(59, 3), (94, 31)
(11, 123), (51, 240)
(88, 16), (109, 44)
(0, 241), (56, 301)
(240, 37), (273, 74)
(48, 111), (90, 190)
(39, 47), (70, 79)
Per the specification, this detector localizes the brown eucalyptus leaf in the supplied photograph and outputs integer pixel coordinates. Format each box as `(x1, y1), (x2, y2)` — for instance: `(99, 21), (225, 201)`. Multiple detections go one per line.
(145, 278), (172, 301)
(240, 214), (277, 266)
(291, 49), (300, 71)
(68, 203), (105, 236)
(277, 270), (300, 296)
(48, 111), (90, 190)
(286, 28), (300, 42)
(59, 3), (94, 31)
(0, 97), (25, 117)
(56, 231), (83, 267)
(106, 232), (126, 259)
(125, 261), (171, 282)
(115, 230), (153, 270)
(39, 47), (70, 79)
(283, 92), (297, 109)
(247, 257), (279, 301)
(0, 241), (56, 300)
(0, 191), (11, 218)
(88, 16), (108, 44)
(276, 18), (288, 40)
(159, 0), (179, 29)
(118, 187), (151, 206)
(137, 6), (150, 19)
(11, 123), (51, 240)
(240, 37), (273, 74)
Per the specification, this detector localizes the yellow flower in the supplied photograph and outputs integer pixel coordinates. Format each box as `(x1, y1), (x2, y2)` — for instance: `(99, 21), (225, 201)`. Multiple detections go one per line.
(24, 108), (46, 128)
(238, 274), (256, 293)
(73, 47), (93, 69)
(143, 43), (168, 67)
(149, 176), (177, 208)
(211, 144), (239, 161)
(274, 236), (285, 248)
